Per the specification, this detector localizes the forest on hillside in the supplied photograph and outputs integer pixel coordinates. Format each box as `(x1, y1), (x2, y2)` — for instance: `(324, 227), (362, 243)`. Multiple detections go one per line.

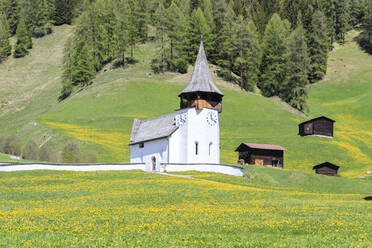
(1, 0), (372, 111)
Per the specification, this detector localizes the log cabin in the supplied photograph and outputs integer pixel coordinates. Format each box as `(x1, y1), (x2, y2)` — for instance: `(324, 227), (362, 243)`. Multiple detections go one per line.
(299, 116), (335, 138)
(313, 162), (340, 176)
(235, 143), (287, 169)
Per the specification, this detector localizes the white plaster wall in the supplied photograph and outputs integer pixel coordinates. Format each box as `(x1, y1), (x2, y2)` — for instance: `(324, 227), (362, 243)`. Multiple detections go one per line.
(0, 164), (146, 172)
(184, 108), (220, 164)
(164, 164), (243, 177)
(130, 139), (169, 171)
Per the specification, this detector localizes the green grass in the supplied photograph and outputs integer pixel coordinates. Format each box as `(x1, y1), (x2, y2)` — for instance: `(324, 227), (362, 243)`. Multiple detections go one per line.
(0, 170), (371, 247)
(0, 28), (372, 177)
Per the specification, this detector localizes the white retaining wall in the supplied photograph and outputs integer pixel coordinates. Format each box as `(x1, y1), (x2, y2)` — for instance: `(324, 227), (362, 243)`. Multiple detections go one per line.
(162, 163), (244, 177)
(0, 163), (146, 172)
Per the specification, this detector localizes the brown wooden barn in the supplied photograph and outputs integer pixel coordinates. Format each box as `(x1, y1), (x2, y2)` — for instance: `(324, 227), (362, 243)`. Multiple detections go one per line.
(235, 143), (287, 169)
(299, 116), (335, 138)
(313, 162), (340, 176)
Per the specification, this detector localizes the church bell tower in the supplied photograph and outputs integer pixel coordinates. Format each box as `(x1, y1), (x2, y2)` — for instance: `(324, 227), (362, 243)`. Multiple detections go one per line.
(179, 41), (224, 113)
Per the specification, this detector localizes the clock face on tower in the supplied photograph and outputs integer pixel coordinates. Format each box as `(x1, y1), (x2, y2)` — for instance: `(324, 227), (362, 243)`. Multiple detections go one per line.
(206, 111), (218, 126)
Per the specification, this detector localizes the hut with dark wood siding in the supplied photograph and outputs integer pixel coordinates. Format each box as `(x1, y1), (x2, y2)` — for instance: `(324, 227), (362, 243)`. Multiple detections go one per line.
(235, 143), (287, 169)
(299, 116), (335, 138)
(313, 162), (340, 176)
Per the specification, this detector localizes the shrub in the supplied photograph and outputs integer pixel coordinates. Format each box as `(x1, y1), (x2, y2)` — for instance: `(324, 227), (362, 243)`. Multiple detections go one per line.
(3, 135), (21, 156)
(62, 143), (80, 163)
(22, 140), (39, 160)
(39, 142), (59, 163)
(81, 150), (98, 163)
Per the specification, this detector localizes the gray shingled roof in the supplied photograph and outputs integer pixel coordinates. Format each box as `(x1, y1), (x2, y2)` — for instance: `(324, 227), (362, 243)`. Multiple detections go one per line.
(130, 113), (178, 145)
(179, 41), (224, 97)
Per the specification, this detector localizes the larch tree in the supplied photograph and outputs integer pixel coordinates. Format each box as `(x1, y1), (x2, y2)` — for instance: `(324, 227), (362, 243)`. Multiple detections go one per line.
(0, 0), (19, 35)
(14, 18), (32, 58)
(0, 13), (11, 63)
(115, 0), (129, 67)
(308, 10), (329, 83)
(151, 3), (168, 73)
(335, 0), (350, 44)
(259, 13), (289, 97)
(232, 16), (261, 91)
(282, 24), (310, 111)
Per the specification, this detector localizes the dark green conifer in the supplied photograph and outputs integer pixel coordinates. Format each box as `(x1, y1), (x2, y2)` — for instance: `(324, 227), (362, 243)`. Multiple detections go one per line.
(0, 13), (11, 62)
(308, 11), (329, 83)
(14, 18), (32, 58)
(0, 0), (19, 35)
(259, 14), (288, 97)
(282, 24), (310, 111)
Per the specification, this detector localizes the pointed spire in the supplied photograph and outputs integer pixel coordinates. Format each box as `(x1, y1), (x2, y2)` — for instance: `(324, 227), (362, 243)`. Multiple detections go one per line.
(179, 41), (224, 97)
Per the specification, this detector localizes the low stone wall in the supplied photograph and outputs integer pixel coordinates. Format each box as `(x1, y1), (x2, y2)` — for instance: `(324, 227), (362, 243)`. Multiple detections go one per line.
(0, 163), (146, 172)
(162, 163), (244, 177)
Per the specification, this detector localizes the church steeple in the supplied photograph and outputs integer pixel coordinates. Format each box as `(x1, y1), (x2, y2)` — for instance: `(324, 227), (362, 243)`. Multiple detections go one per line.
(179, 41), (224, 113)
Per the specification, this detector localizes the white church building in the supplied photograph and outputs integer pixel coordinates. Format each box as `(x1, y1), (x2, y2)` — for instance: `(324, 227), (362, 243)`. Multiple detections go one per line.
(130, 41), (225, 172)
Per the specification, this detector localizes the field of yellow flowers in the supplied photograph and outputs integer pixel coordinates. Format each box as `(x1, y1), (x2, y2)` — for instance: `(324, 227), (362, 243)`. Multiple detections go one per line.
(0, 170), (371, 247)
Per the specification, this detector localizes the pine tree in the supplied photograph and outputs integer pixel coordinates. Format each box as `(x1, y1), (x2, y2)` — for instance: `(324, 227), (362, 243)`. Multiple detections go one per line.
(321, 0), (337, 46)
(0, 13), (11, 63)
(250, 0), (281, 37)
(71, 41), (95, 87)
(186, 8), (213, 63)
(282, 24), (310, 111)
(127, 2), (139, 58)
(164, 2), (188, 73)
(14, 18), (32, 58)
(115, 0), (129, 67)
(308, 11), (329, 83)
(259, 14), (288, 97)
(335, 0), (350, 44)
(54, 0), (74, 25)
(0, 0), (19, 35)
(232, 17), (261, 91)
(59, 37), (74, 101)
(363, 0), (372, 43)
(217, 1), (236, 79)
(151, 3), (167, 73)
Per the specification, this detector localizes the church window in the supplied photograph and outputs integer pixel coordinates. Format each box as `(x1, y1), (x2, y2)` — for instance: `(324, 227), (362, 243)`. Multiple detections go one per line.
(195, 142), (199, 155)
(139, 143), (144, 148)
(209, 142), (213, 156)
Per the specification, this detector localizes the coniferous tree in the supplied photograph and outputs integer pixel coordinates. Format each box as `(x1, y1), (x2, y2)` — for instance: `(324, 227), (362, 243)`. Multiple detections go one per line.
(217, 2), (236, 79)
(349, 0), (367, 27)
(282, 24), (310, 111)
(322, 0), (337, 46)
(14, 18), (32, 58)
(0, 0), (19, 35)
(164, 2), (188, 73)
(363, 0), (372, 42)
(127, 2), (139, 58)
(308, 11), (329, 83)
(335, 0), (350, 44)
(232, 17), (261, 91)
(115, 0), (129, 67)
(59, 37), (74, 101)
(250, 0), (281, 37)
(259, 14), (288, 97)
(54, 0), (74, 25)
(187, 8), (213, 63)
(151, 3), (167, 73)
(0, 13), (11, 63)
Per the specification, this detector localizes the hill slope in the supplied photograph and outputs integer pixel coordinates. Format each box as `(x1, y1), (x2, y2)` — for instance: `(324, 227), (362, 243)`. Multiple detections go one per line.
(0, 27), (371, 177)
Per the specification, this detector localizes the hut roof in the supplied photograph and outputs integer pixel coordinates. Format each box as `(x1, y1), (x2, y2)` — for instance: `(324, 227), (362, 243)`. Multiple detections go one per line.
(313, 162), (340, 170)
(235, 143), (287, 152)
(179, 41), (224, 97)
(299, 116), (336, 126)
(130, 113), (178, 145)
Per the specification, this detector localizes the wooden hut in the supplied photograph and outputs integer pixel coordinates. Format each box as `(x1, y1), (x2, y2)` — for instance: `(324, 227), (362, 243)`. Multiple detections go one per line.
(313, 162), (340, 176)
(299, 116), (335, 138)
(235, 143), (287, 168)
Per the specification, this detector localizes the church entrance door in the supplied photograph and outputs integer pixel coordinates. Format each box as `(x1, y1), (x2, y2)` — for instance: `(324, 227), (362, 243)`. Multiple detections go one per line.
(152, 156), (156, 171)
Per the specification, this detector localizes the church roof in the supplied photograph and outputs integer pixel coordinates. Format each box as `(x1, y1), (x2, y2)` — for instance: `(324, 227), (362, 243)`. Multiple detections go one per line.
(179, 41), (224, 97)
(130, 113), (178, 145)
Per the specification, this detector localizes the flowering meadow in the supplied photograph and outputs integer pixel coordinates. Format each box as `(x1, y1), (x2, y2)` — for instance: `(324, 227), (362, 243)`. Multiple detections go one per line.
(0, 170), (371, 247)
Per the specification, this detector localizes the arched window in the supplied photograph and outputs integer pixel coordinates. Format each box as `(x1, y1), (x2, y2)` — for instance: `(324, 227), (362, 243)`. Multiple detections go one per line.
(195, 142), (199, 155)
(209, 142), (213, 156)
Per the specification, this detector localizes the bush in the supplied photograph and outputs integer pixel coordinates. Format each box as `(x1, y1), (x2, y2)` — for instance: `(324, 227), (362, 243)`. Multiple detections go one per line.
(0, 136), (6, 153)
(167, 58), (188, 74)
(81, 150), (98, 163)
(62, 143), (80, 163)
(39, 142), (59, 163)
(3, 135), (21, 156)
(151, 58), (165, 74)
(22, 140), (39, 160)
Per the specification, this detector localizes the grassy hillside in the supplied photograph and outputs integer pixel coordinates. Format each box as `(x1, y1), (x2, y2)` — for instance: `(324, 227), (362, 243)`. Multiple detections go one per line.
(1, 27), (372, 177)
(0, 170), (371, 247)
